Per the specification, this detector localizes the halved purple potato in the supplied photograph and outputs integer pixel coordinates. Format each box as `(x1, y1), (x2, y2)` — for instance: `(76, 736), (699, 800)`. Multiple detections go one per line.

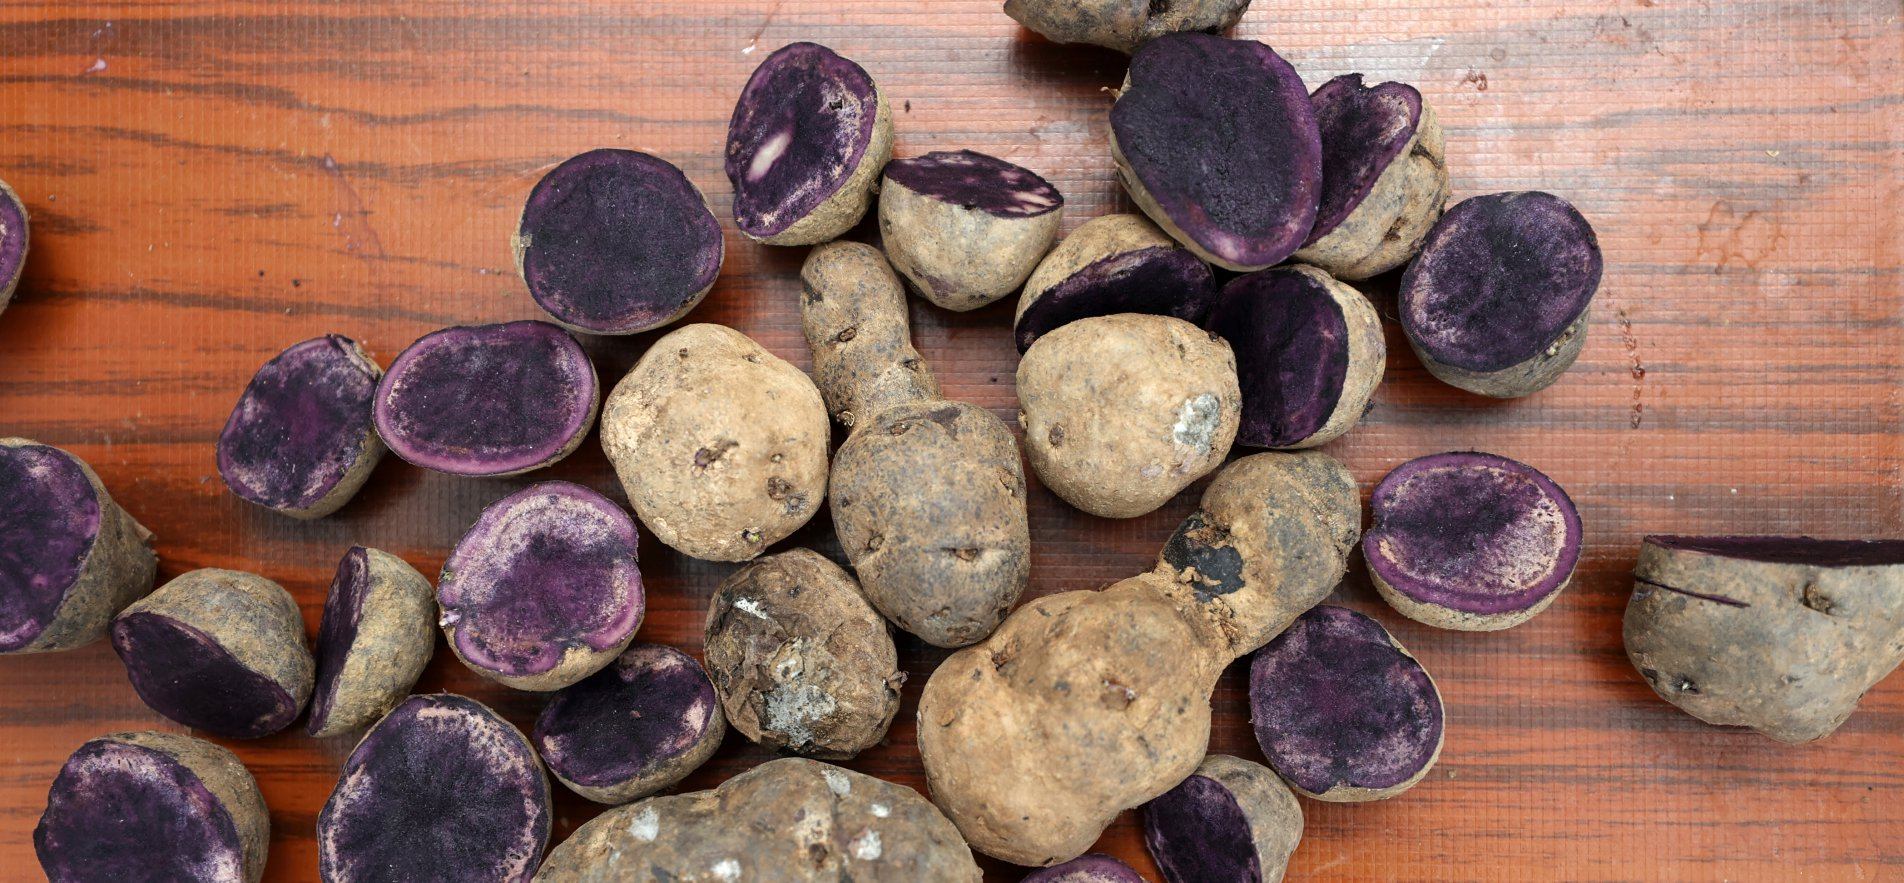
(217, 335), (385, 519)
(515, 149), (723, 336)
(0, 439), (155, 655)
(1110, 34), (1321, 271)
(439, 481), (643, 691)
(0, 177), (27, 313)
(1626, 536), (1904, 744)
(318, 694), (551, 883)
(726, 42), (893, 246)
(1366, 452), (1583, 631)
(532, 642), (725, 804)
(1206, 265), (1384, 450)
(308, 547), (434, 738)
(878, 150), (1062, 311)
(111, 568), (313, 740)
(1400, 191), (1603, 398)
(373, 320), (599, 477)
(1014, 213), (1216, 353)
(1248, 605), (1443, 802)
(1142, 755), (1303, 883)
(1022, 853), (1145, 883)
(36, 732), (269, 883)
(1003, 0), (1251, 54)
(1292, 75), (1449, 280)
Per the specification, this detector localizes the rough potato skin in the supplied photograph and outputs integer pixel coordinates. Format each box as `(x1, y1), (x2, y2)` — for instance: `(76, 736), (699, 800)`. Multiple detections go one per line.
(704, 549), (903, 758)
(801, 242), (939, 428)
(1411, 315), (1589, 399)
(1625, 539), (1904, 743)
(1003, 0), (1251, 54)
(1293, 106), (1449, 280)
(758, 93), (895, 247)
(1017, 314), (1240, 519)
(878, 178), (1060, 312)
(1, 438), (157, 654)
(116, 732), (271, 883)
(534, 757), (980, 882)
(601, 323), (829, 562)
(308, 549), (435, 738)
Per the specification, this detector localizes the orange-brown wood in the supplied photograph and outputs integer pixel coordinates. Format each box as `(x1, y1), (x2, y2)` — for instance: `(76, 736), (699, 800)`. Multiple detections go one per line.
(1, 1), (1900, 880)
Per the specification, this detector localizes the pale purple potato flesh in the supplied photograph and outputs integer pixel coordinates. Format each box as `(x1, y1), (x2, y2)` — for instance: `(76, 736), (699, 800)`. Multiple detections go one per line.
(1205, 268), (1350, 448)
(1647, 536), (1904, 567)
(884, 150), (1061, 217)
(1013, 246), (1215, 353)
(438, 481), (643, 681)
(217, 335), (380, 514)
(35, 738), (248, 883)
(373, 320), (597, 476)
(1249, 605), (1442, 796)
(1366, 452), (1583, 615)
(1021, 853), (1145, 883)
(1306, 74), (1423, 242)
(532, 643), (720, 795)
(726, 42), (880, 239)
(0, 181), (26, 296)
(518, 149), (723, 335)
(318, 694), (551, 883)
(111, 612), (300, 740)
(0, 443), (101, 652)
(1401, 191), (1602, 372)
(1143, 774), (1259, 881)
(1112, 33), (1321, 269)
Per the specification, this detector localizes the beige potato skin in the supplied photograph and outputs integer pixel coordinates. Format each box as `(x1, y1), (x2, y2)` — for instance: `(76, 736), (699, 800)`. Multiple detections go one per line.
(1412, 314), (1590, 399)
(1292, 106), (1450, 280)
(878, 176), (1061, 311)
(108, 731), (272, 883)
(600, 323), (830, 562)
(1003, 0), (1251, 54)
(116, 569), (315, 720)
(1017, 314), (1240, 519)
(1014, 214), (1181, 326)
(534, 758), (981, 883)
(917, 452), (1359, 866)
(309, 549), (435, 738)
(750, 92), (895, 247)
(1373, 565), (1571, 632)
(801, 243), (939, 428)
(2, 438), (156, 654)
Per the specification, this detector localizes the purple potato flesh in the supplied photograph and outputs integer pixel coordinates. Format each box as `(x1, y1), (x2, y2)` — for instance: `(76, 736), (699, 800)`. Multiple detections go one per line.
(532, 642), (724, 804)
(1, 443), (103, 652)
(1647, 536), (1904, 567)
(1306, 74), (1423, 242)
(883, 150), (1061, 218)
(113, 613), (299, 739)
(217, 335), (384, 518)
(374, 320), (599, 477)
(517, 149), (723, 335)
(1144, 775), (1259, 881)
(307, 547), (434, 738)
(1021, 853), (1145, 883)
(1014, 245), (1215, 353)
(439, 481), (644, 691)
(726, 42), (887, 244)
(1206, 266), (1383, 450)
(0, 178), (26, 309)
(1111, 34), (1321, 271)
(318, 694), (551, 883)
(1249, 605), (1443, 801)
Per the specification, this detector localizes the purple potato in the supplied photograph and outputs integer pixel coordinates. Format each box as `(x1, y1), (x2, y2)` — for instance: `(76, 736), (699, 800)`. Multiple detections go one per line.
(1014, 213), (1216, 354)
(1248, 605), (1444, 801)
(217, 335), (385, 519)
(373, 320), (599, 477)
(1366, 452), (1583, 631)
(0, 177), (27, 314)
(515, 149), (723, 336)
(318, 694), (551, 883)
(0, 438), (155, 654)
(111, 568), (313, 740)
(1142, 755), (1303, 883)
(532, 642), (725, 804)
(438, 481), (644, 691)
(726, 42), (893, 246)
(878, 149), (1063, 311)
(1626, 536), (1904, 743)
(307, 546), (434, 738)
(1021, 853), (1146, 883)
(36, 731), (269, 883)
(1111, 34), (1321, 271)
(1003, 0), (1251, 54)
(1206, 265), (1384, 450)
(1400, 191), (1603, 398)
(1292, 75), (1449, 280)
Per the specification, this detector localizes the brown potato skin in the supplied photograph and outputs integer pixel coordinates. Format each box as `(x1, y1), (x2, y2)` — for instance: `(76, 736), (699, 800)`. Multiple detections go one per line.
(801, 242), (938, 429)
(1293, 106), (1450, 280)
(309, 549), (434, 738)
(1412, 315), (1589, 399)
(704, 549), (902, 759)
(535, 757), (980, 883)
(879, 178), (1060, 312)
(1003, 0), (1251, 54)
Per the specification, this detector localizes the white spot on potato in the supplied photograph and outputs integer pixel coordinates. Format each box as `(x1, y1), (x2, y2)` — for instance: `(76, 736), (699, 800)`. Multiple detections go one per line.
(748, 129), (793, 183)
(712, 859), (741, 880)
(627, 806), (659, 842)
(821, 767), (852, 797)
(850, 830), (882, 861)
(733, 597), (769, 619)
(1172, 394), (1221, 454)
(869, 803), (890, 818)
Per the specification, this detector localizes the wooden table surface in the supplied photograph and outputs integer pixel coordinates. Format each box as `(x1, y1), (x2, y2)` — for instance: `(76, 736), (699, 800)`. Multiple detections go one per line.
(2, 1), (1900, 880)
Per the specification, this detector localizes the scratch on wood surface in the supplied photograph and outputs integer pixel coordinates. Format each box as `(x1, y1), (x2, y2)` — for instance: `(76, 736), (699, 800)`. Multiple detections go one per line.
(320, 154), (387, 261)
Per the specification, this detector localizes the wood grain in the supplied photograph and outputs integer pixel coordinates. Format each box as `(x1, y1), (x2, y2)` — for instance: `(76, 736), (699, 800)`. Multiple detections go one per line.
(1, 1), (1900, 880)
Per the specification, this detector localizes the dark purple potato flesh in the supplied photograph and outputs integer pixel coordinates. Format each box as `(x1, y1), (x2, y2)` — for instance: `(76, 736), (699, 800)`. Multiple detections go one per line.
(374, 320), (597, 477)
(533, 643), (722, 802)
(517, 149), (723, 335)
(1111, 34), (1321, 270)
(319, 694), (551, 883)
(0, 444), (101, 652)
(1207, 268), (1351, 448)
(217, 335), (381, 517)
(440, 481), (644, 689)
(307, 547), (370, 735)
(884, 150), (1061, 217)
(1305, 75), (1423, 243)
(726, 42), (882, 240)
(36, 738), (252, 883)
(1366, 452), (1582, 628)
(1021, 853), (1145, 883)
(0, 180), (26, 302)
(112, 612), (299, 740)
(1014, 246), (1215, 353)
(1143, 774), (1260, 881)
(1249, 605), (1442, 800)
(1401, 191), (1602, 373)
